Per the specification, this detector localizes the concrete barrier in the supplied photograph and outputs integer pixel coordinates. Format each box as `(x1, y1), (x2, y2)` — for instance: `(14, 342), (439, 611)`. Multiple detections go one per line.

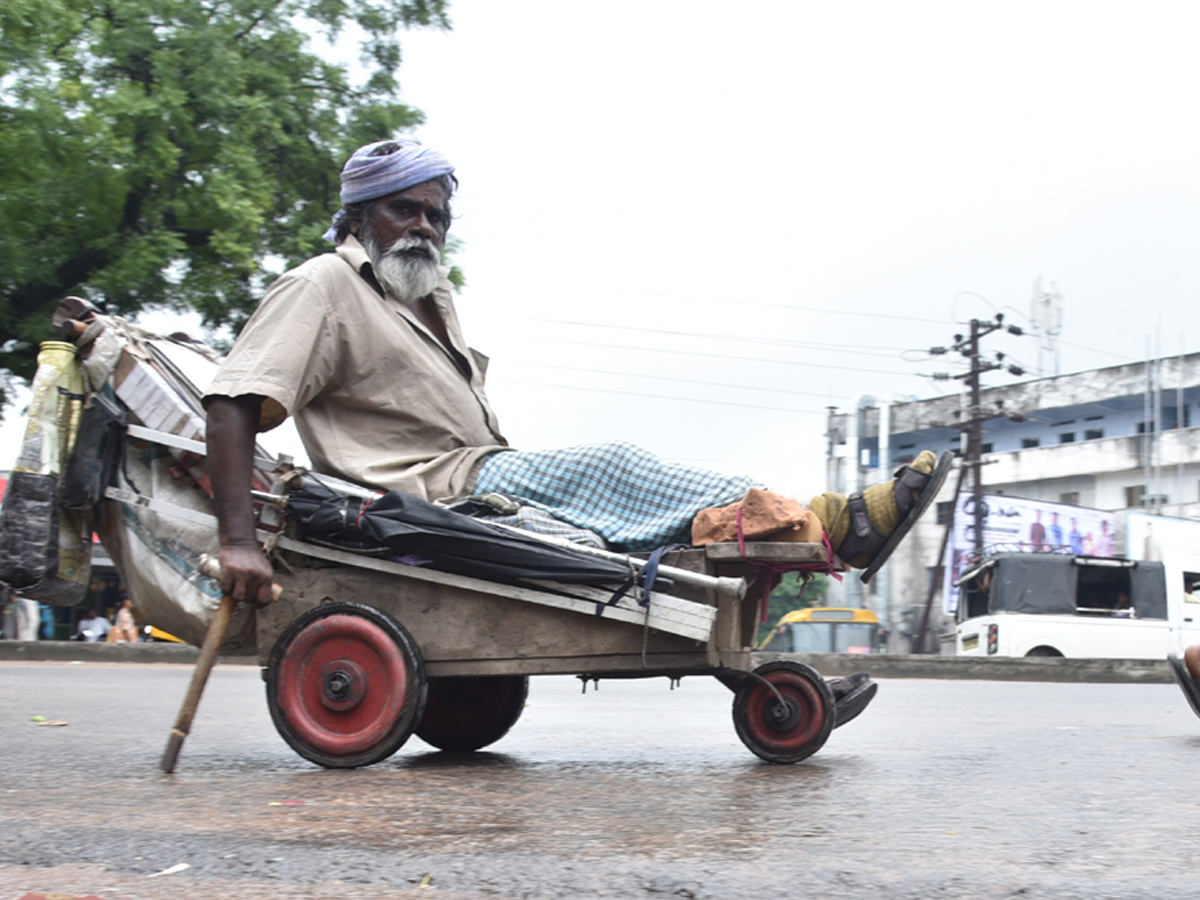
(0, 641), (256, 666)
(0, 640), (1175, 682)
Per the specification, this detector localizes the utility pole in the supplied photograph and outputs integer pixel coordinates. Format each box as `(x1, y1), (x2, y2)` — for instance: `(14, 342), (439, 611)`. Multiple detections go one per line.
(923, 314), (1025, 617)
(914, 315), (1024, 654)
(957, 318), (1005, 555)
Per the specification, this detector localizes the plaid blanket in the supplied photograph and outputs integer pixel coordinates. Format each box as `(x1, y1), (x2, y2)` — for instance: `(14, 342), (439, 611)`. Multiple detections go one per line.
(472, 441), (758, 552)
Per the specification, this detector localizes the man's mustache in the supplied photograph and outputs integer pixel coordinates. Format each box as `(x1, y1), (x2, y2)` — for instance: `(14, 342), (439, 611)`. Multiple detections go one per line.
(384, 237), (439, 263)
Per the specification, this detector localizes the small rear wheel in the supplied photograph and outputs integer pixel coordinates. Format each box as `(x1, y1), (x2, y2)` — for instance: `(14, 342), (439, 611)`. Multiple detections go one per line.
(267, 602), (426, 769)
(732, 661), (834, 764)
(416, 675), (529, 752)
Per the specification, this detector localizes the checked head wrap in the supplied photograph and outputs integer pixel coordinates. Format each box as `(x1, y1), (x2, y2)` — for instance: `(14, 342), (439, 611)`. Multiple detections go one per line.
(323, 139), (456, 242)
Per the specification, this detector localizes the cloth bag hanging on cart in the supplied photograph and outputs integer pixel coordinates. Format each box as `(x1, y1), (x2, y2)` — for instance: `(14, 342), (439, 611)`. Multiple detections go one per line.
(0, 341), (93, 604)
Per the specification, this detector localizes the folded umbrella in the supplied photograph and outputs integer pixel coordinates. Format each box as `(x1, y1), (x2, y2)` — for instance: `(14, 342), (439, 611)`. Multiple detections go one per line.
(285, 483), (648, 588)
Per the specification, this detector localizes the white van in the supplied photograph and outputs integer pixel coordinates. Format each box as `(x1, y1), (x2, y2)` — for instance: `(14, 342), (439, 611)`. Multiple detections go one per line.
(953, 551), (1200, 659)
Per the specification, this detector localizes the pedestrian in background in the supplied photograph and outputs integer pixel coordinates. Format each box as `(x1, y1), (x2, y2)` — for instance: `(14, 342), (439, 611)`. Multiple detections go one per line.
(112, 598), (138, 643)
(75, 609), (112, 642)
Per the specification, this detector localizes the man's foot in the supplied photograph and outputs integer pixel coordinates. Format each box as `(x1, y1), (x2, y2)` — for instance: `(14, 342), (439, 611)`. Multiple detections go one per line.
(809, 450), (953, 583)
(827, 671), (878, 728)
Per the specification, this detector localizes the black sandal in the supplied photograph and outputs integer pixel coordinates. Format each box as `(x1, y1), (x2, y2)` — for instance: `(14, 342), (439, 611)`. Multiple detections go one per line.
(836, 451), (954, 584)
(828, 672), (878, 728)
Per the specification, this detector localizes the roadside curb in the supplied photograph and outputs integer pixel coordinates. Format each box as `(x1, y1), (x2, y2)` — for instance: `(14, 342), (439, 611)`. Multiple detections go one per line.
(0, 641), (256, 666)
(0, 641), (1173, 682)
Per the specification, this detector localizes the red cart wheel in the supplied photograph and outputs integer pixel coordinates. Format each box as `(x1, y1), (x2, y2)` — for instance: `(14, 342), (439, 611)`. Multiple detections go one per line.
(267, 602), (425, 768)
(416, 675), (529, 752)
(732, 661), (834, 764)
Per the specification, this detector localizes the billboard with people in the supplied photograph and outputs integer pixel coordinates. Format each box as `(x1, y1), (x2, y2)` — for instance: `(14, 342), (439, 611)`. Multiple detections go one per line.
(942, 493), (1117, 613)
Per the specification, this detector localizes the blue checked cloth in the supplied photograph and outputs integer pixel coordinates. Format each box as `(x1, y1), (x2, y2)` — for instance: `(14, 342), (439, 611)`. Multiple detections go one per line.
(472, 441), (759, 552)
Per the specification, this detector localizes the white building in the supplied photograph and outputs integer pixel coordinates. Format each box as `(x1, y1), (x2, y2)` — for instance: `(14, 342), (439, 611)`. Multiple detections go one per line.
(826, 352), (1200, 651)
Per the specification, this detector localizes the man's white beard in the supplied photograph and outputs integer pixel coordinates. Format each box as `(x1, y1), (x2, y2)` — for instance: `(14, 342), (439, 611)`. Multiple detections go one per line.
(362, 232), (441, 304)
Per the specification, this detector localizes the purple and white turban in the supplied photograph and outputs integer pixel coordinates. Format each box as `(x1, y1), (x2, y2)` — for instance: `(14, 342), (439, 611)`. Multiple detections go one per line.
(323, 139), (455, 242)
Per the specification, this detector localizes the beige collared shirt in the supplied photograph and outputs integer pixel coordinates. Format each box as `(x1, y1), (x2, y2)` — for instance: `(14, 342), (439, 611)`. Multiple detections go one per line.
(204, 236), (508, 502)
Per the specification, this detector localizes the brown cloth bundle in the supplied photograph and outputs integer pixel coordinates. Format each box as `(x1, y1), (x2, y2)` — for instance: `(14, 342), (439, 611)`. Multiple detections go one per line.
(691, 488), (823, 546)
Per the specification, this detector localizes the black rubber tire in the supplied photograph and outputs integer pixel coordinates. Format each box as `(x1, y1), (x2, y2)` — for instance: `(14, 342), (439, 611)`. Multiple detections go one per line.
(416, 675), (529, 752)
(266, 601), (426, 769)
(732, 661), (835, 764)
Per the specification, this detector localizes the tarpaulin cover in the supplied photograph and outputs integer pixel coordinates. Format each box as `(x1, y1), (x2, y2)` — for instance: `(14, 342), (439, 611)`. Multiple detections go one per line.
(286, 482), (646, 587)
(1130, 561), (1168, 619)
(989, 554), (1077, 615)
(987, 553), (1168, 619)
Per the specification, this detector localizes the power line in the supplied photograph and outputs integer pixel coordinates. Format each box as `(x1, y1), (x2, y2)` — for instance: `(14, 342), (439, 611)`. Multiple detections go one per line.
(529, 339), (917, 377)
(503, 380), (828, 414)
(534, 319), (913, 356)
(510, 361), (844, 400)
(577, 287), (949, 325)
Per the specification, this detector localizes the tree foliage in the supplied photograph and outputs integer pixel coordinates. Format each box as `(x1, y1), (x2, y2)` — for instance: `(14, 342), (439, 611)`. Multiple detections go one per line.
(754, 572), (830, 647)
(0, 0), (449, 383)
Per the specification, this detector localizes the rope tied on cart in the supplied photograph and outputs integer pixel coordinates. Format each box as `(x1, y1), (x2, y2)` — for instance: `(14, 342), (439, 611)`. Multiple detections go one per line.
(735, 507), (842, 623)
(593, 544), (679, 618)
(353, 490), (387, 533)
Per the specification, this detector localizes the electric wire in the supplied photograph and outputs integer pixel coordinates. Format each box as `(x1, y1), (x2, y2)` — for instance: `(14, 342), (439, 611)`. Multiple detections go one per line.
(509, 362), (843, 400)
(529, 339), (915, 377)
(503, 380), (828, 414)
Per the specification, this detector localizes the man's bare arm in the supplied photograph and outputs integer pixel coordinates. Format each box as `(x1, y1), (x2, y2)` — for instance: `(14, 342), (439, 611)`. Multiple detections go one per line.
(205, 394), (275, 606)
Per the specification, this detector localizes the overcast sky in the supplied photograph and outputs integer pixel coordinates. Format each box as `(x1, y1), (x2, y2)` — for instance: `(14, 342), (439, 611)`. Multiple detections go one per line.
(387, 0), (1200, 497)
(9, 1), (1199, 500)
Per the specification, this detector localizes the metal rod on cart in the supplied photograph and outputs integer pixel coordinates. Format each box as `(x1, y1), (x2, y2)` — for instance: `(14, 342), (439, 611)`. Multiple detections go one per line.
(487, 522), (748, 600)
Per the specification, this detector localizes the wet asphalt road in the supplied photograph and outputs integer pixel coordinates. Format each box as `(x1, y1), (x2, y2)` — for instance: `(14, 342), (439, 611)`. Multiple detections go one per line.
(2, 661), (1200, 900)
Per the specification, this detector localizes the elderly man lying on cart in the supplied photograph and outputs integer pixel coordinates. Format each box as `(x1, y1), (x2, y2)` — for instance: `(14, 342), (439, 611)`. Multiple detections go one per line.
(204, 138), (951, 732)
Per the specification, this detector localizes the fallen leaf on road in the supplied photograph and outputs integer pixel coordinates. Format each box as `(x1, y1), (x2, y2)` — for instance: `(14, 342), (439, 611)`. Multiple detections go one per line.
(146, 863), (190, 877)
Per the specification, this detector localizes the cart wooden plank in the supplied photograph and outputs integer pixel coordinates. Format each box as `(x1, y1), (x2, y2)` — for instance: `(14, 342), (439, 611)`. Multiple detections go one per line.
(704, 541), (830, 562)
(274, 536), (716, 642)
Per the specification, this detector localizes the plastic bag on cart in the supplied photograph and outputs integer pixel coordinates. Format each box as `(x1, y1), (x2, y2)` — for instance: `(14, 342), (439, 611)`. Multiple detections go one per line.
(0, 341), (92, 605)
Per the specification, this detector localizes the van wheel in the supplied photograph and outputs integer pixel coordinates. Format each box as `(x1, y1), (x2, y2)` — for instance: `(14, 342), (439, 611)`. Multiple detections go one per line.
(1025, 646), (1063, 658)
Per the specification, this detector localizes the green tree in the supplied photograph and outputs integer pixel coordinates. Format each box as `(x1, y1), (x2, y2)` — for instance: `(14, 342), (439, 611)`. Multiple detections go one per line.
(0, 0), (450, 389)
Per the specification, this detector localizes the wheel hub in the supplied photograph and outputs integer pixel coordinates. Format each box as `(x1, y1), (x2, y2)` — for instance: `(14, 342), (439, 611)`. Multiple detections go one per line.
(765, 695), (801, 732)
(319, 659), (367, 712)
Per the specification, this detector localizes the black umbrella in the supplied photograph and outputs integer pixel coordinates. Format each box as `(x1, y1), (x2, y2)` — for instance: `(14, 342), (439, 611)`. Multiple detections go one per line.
(285, 483), (648, 588)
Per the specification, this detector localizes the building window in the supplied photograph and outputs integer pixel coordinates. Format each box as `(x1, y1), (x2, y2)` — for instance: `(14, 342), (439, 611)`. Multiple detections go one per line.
(936, 501), (953, 525)
(1022, 437), (1040, 449)
(1059, 432), (1075, 443)
(1125, 485), (1145, 508)
(1050, 419), (1076, 427)
(981, 442), (993, 454)
(1085, 428), (1103, 440)
(1136, 421), (1156, 434)
(1060, 492), (1079, 505)
(1085, 415), (1104, 421)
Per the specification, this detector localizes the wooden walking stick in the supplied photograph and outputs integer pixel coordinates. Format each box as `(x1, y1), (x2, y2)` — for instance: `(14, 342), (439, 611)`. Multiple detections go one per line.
(160, 555), (278, 774)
